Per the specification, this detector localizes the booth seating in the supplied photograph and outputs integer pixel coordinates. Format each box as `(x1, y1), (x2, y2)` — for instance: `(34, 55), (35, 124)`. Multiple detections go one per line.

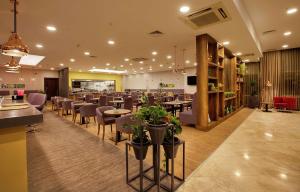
(273, 96), (297, 110)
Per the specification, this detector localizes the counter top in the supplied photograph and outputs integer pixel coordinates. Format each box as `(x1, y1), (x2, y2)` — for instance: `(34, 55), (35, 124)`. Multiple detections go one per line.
(0, 100), (43, 128)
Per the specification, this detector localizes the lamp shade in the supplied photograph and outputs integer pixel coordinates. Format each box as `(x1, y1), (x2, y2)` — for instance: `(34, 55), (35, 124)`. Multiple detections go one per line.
(1, 33), (29, 57)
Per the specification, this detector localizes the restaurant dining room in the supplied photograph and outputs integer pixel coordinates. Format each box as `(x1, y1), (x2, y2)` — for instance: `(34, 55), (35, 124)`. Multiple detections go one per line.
(0, 0), (299, 192)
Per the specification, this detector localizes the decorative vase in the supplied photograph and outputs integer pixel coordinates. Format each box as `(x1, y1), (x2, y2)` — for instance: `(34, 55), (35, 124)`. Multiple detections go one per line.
(163, 137), (180, 159)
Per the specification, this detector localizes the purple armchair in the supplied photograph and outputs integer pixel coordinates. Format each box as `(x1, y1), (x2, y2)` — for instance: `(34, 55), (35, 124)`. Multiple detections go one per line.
(79, 104), (98, 127)
(99, 95), (107, 106)
(96, 106), (115, 139)
(62, 100), (72, 116)
(123, 97), (133, 111)
(28, 93), (47, 111)
(115, 114), (139, 145)
(179, 93), (197, 126)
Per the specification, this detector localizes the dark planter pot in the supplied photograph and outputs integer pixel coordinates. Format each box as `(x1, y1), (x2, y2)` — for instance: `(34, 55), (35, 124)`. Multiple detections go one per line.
(147, 123), (168, 145)
(163, 137), (180, 159)
(248, 95), (259, 108)
(131, 140), (150, 160)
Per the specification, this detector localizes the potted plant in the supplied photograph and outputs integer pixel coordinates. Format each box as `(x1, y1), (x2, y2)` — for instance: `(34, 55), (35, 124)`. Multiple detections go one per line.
(135, 105), (168, 144)
(163, 115), (182, 158)
(130, 124), (150, 160)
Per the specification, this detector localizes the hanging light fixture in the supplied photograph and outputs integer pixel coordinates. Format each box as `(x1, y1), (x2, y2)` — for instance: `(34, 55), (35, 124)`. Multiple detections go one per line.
(181, 49), (187, 75)
(5, 57), (21, 73)
(1, 0), (29, 57)
(173, 45), (179, 73)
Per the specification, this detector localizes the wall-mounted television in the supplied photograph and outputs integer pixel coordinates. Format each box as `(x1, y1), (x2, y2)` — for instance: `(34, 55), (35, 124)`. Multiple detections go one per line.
(187, 76), (197, 85)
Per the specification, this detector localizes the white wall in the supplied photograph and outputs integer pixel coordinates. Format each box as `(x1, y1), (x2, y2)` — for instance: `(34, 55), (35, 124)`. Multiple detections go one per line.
(123, 68), (197, 94)
(0, 68), (58, 93)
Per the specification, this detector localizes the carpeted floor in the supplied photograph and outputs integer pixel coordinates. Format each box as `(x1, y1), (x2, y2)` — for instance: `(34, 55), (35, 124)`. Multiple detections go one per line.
(27, 111), (138, 192)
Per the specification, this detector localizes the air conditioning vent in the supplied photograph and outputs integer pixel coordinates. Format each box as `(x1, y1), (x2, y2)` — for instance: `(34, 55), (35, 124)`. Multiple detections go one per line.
(262, 30), (276, 35)
(131, 57), (148, 62)
(149, 30), (164, 37)
(182, 2), (231, 29)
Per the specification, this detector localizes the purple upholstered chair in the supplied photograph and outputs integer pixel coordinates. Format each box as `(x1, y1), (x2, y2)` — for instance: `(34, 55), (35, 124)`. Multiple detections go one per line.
(71, 101), (82, 123)
(62, 100), (72, 116)
(85, 94), (94, 103)
(29, 93), (47, 111)
(79, 104), (98, 127)
(115, 114), (139, 145)
(123, 97), (133, 111)
(179, 93), (197, 125)
(99, 95), (107, 106)
(96, 106), (115, 139)
(107, 96), (114, 106)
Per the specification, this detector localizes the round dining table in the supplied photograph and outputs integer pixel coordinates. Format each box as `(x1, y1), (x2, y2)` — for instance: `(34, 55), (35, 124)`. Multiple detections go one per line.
(104, 109), (131, 142)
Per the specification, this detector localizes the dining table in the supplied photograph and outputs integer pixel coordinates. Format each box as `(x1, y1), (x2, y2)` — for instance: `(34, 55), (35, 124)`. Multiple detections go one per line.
(163, 100), (192, 115)
(109, 100), (124, 108)
(104, 109), (131, 142)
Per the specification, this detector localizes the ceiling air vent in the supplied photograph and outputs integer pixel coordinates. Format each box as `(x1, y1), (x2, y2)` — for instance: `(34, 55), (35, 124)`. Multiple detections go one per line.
(149, 30), (164, 37)
(131, 57), (148, 62)
(262, 30), (276, 35)
(182, 2), (231, 29)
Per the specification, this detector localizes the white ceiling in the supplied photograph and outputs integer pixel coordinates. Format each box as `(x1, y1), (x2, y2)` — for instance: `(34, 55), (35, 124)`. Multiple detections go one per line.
(0, 0), (298, 74)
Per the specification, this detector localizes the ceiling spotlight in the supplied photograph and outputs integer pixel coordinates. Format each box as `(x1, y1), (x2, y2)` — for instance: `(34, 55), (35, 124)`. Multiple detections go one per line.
(194, 62), (197, 66)
(129, 63), (133, 66)
(92, 66), (96, 69)
(235, 52), (242, 56)
(70, 58), (75, 62)
(78, 69), (82, 72)
(106, 63), (110, 66)
(139, 61), (144, 64)
(120, 65), (124, 67)
(283, 31), (292, 36)
(36, 44), (43, 48)
(160, 64), (163, 67)
(108, 40), (115, 45)
(152, 58), (156, 62)
(124, 58), (129, 62)
(59, 63), (64, 66)
(185, 60), (190, 64)
(222, 41), (230, 45)
(50, 67), (54, 70)
(84, 51), (90, 56)
(243, 59), (250, 62)
(282, 44), (289, 48)
(149, 68), (153, 71)
(179, 6), (190, 13)
(46, 25), (56, 31)
(140, 67), (143, 70)
(167, 55), (172, 59)
(168, 66), (172, 69)
(286, 8), (298, 15)
(152, 51), (158, 55)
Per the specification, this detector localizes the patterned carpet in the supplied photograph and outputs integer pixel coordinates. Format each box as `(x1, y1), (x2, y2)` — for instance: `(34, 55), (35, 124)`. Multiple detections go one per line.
(27, 111), (138, 192)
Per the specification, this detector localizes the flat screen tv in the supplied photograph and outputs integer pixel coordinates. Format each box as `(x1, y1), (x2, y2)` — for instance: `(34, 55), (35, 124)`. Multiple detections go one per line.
(187, 76), (197, 85)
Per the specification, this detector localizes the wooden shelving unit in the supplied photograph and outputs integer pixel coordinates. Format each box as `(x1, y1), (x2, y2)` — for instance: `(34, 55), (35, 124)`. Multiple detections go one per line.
(196, 34), (244, 131)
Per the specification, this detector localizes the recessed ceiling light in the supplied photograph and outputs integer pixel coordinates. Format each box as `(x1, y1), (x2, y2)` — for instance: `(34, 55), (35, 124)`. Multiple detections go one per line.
(78, 69), (82, 72)
(108, 40), (115, 45)
(167, 55), (172, 59)
(149, 68), (153, 71)
(168, 66), (172, 69)
(222, 41), (230, 45)
(185, 60), (190, 64)
(179, 6), (190, 13)
(140, 67), (143, 70)
(60, 63), (64, 66)
(152, 58), (156, 62)
(46, 25), (56, 31)
(124, 58), (129, 62)
(50, 67), (54, 70)
(120, 65), (124, 67)
(70, 58), (75, 62)
(194, 62), (197, 66)
(139, 61), (144, 64)
(69, 67), (72, 70)
(282, 44), (289, 48)
(160, 64), (163, 67)
(92, 66), (96, 69)
(106, 63), (110, 66)
(152, 51), (158, 55)
(243, 59), (250, 62)
(35, 44), (43, 48)
(84, 51), (90, 56)
(235, 52), (242, 56)
(286, 8), (298, 15)
(129, 63), (133, 66)
(283, 31), (292, 36)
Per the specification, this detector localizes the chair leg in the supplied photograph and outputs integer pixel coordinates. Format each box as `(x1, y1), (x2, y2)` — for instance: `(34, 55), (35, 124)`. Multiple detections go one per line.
(111, 124), (113, 132)
(74, 113), (77, 123)
(94, 116), (96, 123)
(97, 124), (100, 135)
(102, 125), (105, 140)
(86, 117), (88, 128)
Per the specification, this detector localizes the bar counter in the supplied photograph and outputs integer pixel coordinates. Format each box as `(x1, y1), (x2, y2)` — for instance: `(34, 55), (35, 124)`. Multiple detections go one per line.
(0, 99), (43, 192)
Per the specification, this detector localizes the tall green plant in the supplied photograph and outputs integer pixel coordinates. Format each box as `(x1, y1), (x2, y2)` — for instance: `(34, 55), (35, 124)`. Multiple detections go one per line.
(164, 115), (182, 142)
(135, 105), (168, 125)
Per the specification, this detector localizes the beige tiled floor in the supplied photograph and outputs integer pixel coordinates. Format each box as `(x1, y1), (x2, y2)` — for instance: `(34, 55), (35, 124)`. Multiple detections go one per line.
(177, 109), (300, 192)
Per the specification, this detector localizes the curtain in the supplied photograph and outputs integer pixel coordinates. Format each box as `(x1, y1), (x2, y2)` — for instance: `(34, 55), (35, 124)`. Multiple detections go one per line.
(260, 48), (300, 109)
